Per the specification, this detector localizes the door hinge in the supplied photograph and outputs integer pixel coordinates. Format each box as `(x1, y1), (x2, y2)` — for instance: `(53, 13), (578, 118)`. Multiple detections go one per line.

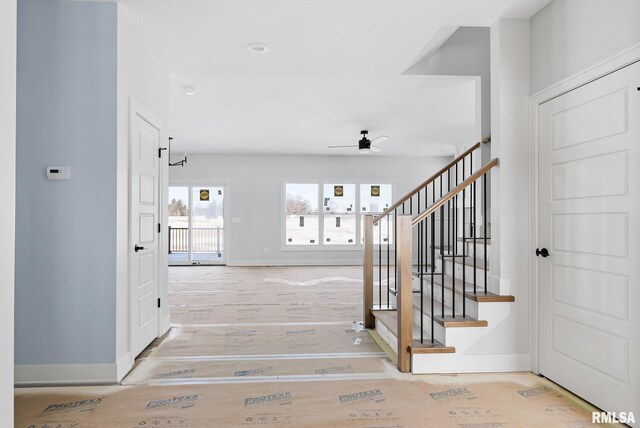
(158, 298), (161, 308)
(158, 147), (167, 158)
(158, 223), (161, 233)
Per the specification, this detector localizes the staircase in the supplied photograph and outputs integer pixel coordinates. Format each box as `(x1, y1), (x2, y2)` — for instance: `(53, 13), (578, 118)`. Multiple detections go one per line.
(363, 138), (515, 373)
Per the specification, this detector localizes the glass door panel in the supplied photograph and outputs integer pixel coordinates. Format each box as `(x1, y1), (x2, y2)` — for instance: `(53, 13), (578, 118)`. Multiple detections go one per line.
(168, 186), (190, 264)
(168, 185), (225, 265)
(191, 186), (224, 264)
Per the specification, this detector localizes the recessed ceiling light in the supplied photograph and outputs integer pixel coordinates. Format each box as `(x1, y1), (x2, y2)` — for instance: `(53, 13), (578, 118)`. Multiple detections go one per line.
(247, 42), (269, 54)
(184, 86), (196, 96)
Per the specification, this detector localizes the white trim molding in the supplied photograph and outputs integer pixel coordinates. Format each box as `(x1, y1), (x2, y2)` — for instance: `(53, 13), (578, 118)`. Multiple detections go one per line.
(412, 353), (531, 374)
(528, 42), (640, 374)
(15, 364), (118, 387)
(116, 352), (132, 382)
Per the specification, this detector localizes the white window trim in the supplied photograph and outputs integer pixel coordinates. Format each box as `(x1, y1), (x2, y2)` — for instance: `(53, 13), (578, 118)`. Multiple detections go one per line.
(280, 181), (395, 252)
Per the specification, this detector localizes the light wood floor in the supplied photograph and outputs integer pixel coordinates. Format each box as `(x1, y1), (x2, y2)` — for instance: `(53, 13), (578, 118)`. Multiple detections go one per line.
(15, 266), (610, 427)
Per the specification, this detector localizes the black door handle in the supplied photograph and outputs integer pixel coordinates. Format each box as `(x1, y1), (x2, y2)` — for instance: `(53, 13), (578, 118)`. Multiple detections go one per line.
(536, 248), (549, 257)
(135, 244), (145, 252)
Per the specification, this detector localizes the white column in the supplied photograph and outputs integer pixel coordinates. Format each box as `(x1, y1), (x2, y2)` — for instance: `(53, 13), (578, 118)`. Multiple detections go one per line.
(487, 18), (531, 356)
(0, 0), (17, 424)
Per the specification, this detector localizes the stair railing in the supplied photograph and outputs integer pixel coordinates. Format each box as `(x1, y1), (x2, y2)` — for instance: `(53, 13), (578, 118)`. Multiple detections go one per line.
(363, 138), (489, 325)
(363, 138), (497, 372)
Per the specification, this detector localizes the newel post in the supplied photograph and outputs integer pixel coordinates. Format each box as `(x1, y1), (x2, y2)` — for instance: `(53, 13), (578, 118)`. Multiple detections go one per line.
(396, 215), (413, 373)
(363, 215), (374, 329)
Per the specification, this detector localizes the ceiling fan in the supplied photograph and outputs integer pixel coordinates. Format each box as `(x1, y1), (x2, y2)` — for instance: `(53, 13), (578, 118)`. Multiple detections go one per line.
(328, 130), (389, 153)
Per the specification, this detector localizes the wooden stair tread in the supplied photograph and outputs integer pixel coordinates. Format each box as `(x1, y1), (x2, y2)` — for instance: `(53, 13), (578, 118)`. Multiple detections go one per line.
(372, 309), (398, 335)
(388, 288), (421, 296)
(410, 340), (455, 354)
(414, 274), (515, 303)
(440, 254), (488, 270)
(372, 310), (456, 354)
(458, 237), (491, 242)
(434, 315), (488, 328)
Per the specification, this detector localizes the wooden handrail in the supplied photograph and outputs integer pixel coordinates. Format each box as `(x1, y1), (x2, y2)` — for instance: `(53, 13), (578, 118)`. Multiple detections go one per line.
(373, 136), (490, 223)
(411, 158), (498, 227)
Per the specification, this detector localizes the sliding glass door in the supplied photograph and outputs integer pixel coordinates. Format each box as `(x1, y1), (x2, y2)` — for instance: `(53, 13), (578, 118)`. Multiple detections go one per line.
(168, 185), (225, 265)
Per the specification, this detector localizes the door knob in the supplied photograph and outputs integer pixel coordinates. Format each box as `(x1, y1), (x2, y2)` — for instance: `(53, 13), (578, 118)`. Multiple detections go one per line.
(535, 248), (549, 257)
(135, 244), (145, 252)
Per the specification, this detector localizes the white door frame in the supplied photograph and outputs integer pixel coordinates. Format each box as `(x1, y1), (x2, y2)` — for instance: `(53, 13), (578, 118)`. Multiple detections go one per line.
(169, 179), (231, 265)
(528, 43), (640, 373)
(128, 99), (167, 363)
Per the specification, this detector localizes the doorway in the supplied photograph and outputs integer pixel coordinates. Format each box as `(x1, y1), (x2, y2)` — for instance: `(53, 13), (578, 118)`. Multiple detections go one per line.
(535, 60), (639, 418)
(168, 185), (226, 265)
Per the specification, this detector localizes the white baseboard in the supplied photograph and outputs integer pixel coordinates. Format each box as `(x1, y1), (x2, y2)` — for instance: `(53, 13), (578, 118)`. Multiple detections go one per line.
(15, 364), (118, 387)
(226, 259), (363, 267)
(116, 352), (132, 382)
(412, 352), (530, 374)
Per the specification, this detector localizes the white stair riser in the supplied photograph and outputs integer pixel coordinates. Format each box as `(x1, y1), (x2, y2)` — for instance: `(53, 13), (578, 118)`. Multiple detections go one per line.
(410, 306), (489, 351)
(411, 306), (446, 344)
(436, 259), (488, 288)
(375, 317), (398, 351)
(456, 241), (491, 260)
(412, 277), (480, 319)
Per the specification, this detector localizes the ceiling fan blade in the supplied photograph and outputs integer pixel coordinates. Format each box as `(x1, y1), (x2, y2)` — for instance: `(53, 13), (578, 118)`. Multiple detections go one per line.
(370, 135), (390, 144)
(328, 145), (358, 149)
(370, 146), (383, 152)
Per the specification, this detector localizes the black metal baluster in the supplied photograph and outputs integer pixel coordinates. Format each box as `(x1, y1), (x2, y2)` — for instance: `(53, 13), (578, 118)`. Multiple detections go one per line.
(473, 155), (477, 295)
(378, 220), (382, 310)
(462, 158), (466, 318)
(440, 176), (444, 318)
(483, 173), (488, 295)
(420, 218), (424, 343)
(447, 169), (450, 262)
(393, 209), (397, 307)
(452, 164), (457, 318)
(387, 215), (390, 306)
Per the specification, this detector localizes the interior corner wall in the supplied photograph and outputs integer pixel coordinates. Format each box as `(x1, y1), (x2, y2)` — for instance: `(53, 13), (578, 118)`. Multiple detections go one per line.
(116, 3), (171, 376)
(169, 154), (452, 266)
(476, 18), (530, 357)
(0, 0), (16, 421)
(15, 0), (118, 381)
(530, 0), (640, 94)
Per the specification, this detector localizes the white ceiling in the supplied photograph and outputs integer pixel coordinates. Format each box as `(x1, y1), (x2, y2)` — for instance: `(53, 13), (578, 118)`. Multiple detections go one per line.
(121, 0), (551, 156)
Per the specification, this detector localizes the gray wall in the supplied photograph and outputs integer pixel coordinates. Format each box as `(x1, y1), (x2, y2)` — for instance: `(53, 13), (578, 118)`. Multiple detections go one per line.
(530, 0), (640, 93)
(16, 0), (117, 365)
(170, 153), (451, 265)
(404, 27), (491, 140)
(0, 0), (16, 421)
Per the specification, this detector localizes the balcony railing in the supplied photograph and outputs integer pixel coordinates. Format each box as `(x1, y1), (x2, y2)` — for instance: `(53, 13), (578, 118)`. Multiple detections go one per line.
(168, 226), (224, 256)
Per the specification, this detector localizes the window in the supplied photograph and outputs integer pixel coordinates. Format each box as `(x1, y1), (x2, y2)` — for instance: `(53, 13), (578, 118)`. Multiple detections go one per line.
(284, 182), (392, 247)
(323, 183), (356, 245)
(360, 184), (393, 244)
(285, 183), (319, 245)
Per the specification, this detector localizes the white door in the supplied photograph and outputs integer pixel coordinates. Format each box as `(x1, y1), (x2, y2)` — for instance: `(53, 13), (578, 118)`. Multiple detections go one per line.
(538, 61), (640, 420)
(130, 111), (160, 357)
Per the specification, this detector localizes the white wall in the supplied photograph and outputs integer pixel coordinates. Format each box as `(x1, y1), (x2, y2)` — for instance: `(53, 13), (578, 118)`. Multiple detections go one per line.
(470, 18), (531, 358)
(530, 0), (640, 93)
(170, 154), (451, 265)
(116, 3), (171, 378)
(404, 27), (491, 141)
(15, 0), (118, 381)
(0, 0), (16, 422)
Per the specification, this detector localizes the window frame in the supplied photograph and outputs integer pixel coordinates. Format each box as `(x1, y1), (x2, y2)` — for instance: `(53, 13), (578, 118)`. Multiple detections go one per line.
(281, 181), (395, 251)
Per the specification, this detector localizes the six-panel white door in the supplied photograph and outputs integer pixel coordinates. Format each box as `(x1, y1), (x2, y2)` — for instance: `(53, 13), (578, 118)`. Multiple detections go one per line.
(538, 61), (640, 422)
(130, 112), (160, 358)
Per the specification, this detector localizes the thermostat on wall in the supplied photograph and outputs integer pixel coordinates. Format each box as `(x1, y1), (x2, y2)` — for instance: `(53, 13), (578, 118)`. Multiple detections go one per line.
(47, 166), (71, 181)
